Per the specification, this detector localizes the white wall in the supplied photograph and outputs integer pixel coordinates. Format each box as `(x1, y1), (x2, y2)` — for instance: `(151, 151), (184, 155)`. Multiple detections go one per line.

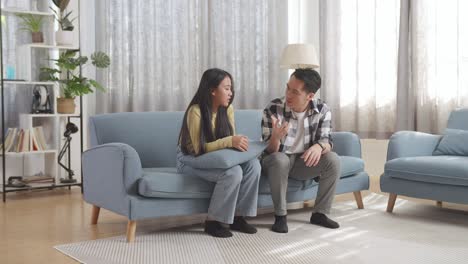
(361, 139), (388, 178)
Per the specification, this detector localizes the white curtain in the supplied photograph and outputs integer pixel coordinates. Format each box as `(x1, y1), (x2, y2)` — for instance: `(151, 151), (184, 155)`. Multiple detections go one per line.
(91, 0), (288, 114)
(397, 0), (468, 134)
(320, 0), (468, 137)
(320, 0), (401, 138)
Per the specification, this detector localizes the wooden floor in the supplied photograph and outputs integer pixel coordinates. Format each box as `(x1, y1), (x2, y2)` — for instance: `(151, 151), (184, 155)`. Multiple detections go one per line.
(2, 140), (468, 263)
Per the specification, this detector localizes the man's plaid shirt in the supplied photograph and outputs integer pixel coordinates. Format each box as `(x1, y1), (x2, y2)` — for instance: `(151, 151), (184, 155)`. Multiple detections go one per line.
(261, 97), (333, 153)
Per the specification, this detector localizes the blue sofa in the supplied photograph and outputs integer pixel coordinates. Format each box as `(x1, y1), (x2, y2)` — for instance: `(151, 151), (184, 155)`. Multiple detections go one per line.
(83, 110), (369, 242)
(381, 108), (468, 212)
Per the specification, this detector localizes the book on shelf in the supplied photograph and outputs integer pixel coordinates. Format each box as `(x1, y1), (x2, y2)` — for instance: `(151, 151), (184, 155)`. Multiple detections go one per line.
(0, 127), (18, 152)
(15, 129), (24, 152)
(33, 126), (48, 150)
(15, 128), (31, 152)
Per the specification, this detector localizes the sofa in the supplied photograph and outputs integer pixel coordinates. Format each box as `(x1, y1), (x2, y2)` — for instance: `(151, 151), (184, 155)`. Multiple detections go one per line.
(83, 110), (369, 242)
(381, 108), (468, 212)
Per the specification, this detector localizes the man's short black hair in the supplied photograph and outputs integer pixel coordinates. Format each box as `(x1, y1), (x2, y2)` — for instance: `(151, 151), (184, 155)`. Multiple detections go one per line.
(291, 68), (321, 94)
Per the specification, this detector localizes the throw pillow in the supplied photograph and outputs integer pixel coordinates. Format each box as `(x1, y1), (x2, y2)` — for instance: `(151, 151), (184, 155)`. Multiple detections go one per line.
(179, 141), (267, 169)
(433, 129), (468, 156)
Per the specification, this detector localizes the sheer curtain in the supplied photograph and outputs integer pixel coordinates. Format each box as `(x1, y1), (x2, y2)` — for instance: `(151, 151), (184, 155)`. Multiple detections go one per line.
(320, 0), (468, 137)
(397, 0), (468, 134)
(91, 0), (288, 114)
(320, 0), (401, 138)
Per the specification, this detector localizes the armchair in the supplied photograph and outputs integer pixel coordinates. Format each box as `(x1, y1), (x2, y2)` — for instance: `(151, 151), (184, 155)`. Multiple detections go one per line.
(381, 108), (468, 212)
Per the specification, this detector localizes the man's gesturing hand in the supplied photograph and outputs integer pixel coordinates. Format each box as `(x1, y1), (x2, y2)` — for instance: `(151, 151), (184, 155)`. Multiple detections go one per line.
(271, 115), (289, 141)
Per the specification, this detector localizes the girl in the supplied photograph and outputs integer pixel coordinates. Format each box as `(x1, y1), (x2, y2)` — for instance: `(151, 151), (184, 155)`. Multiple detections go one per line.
(177, 68), (261, 238)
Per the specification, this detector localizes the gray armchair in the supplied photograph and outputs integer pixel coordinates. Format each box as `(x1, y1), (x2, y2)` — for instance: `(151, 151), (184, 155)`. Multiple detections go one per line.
(381, 108), (468, 212)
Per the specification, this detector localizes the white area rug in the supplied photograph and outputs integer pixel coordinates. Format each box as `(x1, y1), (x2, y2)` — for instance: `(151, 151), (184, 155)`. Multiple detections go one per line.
(55, 193), (468, 264)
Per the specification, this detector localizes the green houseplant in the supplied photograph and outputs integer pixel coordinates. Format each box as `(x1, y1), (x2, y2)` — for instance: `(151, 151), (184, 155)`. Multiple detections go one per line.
(16, 14), (45, 43)
(50, 0), (75, 45)
(40, 50), (110, 113)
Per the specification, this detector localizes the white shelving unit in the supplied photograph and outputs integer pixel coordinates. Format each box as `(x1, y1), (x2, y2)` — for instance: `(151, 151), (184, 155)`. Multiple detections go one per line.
(3, 81), (55, 85)
(1, 7), (54, 16)
(17, 44), (79, 82)
(1, 0), (82, 201)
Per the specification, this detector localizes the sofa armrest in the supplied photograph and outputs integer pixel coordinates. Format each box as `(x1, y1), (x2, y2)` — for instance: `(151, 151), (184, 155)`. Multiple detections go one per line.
(387, 131), (442, 161)
(82, 142), (143, 217)
(331, 132), (362, 158)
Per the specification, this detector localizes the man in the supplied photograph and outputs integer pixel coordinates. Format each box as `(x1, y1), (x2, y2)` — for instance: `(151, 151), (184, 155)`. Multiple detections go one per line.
(261, 68), (341, 233)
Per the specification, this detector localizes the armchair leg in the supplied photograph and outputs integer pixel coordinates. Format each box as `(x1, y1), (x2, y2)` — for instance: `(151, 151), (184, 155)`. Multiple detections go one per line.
(353, 191), (364, 209)
(387, 193), (397, 213)
(91, 205), (100, 225)
(126, 220), (137, 243)
(436, 201), (443, 207)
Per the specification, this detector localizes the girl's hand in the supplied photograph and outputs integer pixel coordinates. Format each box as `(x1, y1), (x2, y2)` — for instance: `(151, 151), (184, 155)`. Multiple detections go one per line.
(232, 135), (249, 151)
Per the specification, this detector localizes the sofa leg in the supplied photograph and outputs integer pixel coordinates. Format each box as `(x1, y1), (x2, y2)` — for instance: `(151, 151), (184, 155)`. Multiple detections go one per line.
(91, 205), (100, 225)
(126, 220), (137, 243)
(303, 200), (314, 208)
(436, 201), (443, 207)
(353, 191), (364, 209)
(387, 193), (397, 213)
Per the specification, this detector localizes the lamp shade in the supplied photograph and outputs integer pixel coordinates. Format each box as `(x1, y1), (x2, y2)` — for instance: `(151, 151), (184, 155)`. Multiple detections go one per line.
(280, 43), (319, 69)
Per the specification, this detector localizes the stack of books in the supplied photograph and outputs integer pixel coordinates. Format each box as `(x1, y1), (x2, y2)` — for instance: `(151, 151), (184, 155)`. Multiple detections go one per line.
(0, 126), (48, 153)
(22, 175), (54, 184)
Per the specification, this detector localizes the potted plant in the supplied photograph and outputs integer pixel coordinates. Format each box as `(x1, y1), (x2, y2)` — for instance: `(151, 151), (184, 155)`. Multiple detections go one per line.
(40, 50), (110, 114)
(16, 14), (44, 43)
(50, 0), (75, 45)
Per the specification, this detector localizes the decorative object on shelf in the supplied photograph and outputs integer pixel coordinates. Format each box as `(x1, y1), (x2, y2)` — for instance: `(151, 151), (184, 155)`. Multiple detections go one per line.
(5, 176), (29, 188)
(58, 122), (78, 183)
(5, 65), (15, 79)
(16, 13), (45, 43)
(31, 85), (52, 113)
(40, 50), (110, 114)
(50, 0), (75, 45)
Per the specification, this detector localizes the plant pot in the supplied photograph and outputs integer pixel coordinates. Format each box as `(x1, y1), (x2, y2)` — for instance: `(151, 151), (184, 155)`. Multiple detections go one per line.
(57, 98), (75, 114)
(55, 30), (73, 46)
(31, 32), (44, 43)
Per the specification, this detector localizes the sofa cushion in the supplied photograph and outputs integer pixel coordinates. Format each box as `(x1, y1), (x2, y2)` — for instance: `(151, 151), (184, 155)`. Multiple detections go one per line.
(179, 141), (267, 169)
(433, 129), (468, 156)
(138, 167), (214, 199)
(385, 156), (468, 186)
(139, 155), (366, 198)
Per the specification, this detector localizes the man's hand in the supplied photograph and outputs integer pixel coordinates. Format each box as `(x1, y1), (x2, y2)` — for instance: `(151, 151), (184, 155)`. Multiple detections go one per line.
(301, 144), (323, 167)
(232, 135), (249, 151)
(271, 115), (289, 141)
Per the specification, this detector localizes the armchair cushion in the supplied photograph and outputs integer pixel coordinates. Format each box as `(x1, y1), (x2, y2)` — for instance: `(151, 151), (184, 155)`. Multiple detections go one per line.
(178, 141), (267, 169)
(385, 156), (468, 186)
(433, 129), (468, 156)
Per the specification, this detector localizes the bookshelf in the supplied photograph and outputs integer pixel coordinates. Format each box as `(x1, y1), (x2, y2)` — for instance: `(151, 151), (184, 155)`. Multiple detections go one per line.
(0, 0), (83, 201)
